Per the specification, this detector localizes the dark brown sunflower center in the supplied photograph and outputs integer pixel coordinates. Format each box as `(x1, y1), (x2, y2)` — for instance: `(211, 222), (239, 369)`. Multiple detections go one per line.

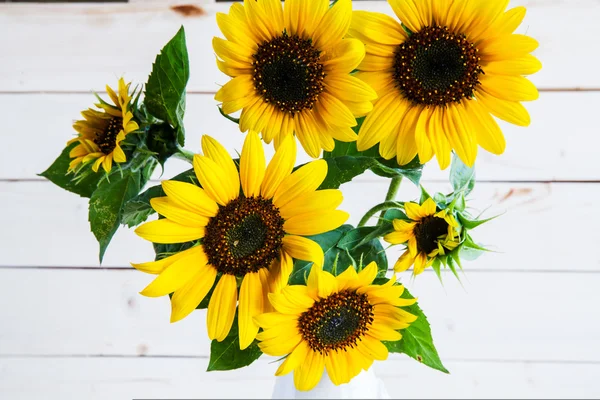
(414, 215), (449, 254)
(298, 290), (374, 354)
(202, 196), (285, 276)
(393, 26), (483, 106)
(94, 116), (122, 155)
(252, 32), (325, 115)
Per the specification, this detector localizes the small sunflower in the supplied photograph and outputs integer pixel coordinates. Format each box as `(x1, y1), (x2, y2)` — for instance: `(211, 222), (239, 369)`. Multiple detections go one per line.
(256, 262), (417, 391)
(68, 78), (139, 173)
(384, 198), (459, 275)
(132, 132), (349, 350)
(214, 0), (377, 158)
(350, 0), (541, 169)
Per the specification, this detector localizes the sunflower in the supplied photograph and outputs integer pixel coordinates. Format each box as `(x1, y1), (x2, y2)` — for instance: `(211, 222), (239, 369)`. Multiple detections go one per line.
(68, 78), (139, 173)
(255, 262), (417, 391)
(384, 198), (459, 275)
(350, 0), (541, 169)
(214, 0), (377, 158)
(131, 132), (349, 350)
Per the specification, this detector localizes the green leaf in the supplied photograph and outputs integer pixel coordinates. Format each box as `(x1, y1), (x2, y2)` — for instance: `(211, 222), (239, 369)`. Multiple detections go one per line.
(370, 156), (423, 186)
(89, 170), (141, 262)
(290, 225), (389, 284)
(144, 26), (190, 147)
(289, 225), (354, 284)
(218, 106), (240, 124)
(384, 287), (449, 374)
(40, 142), (104, 198)
(319, 156), (379, 189)
(122, 168), (196, 227)
(207, 314), (262, 371)
(449, 153), (475, 195)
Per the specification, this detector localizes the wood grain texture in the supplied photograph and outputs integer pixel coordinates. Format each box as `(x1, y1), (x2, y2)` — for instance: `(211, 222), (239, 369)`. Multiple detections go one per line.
(1, 180), (595, 271)
(0, 1), (595, 92)
(3, 91), (600, 182)
(2, 268), (599, 362)
(1, 357), (598, 400)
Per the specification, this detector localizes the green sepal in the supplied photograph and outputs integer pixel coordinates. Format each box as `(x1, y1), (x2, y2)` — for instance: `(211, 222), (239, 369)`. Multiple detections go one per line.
(39, 142), (104, 198)
(449, 153), (476, 196)
(207, 313), (263, 371)
(457, 212), (500, 230)
(144, 26), (190, 147)
(89, 169), (142, 262)
(218, 106), (240, 124)
(382, 283), (449, 374)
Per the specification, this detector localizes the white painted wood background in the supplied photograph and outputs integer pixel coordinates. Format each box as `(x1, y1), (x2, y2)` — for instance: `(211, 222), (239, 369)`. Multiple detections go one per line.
(1, 0), (599, 398)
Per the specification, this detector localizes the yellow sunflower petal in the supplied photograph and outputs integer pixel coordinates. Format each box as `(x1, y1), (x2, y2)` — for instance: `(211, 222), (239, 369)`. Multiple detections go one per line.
(295, 112), (323, 158)
(212, 36), (253, 66)
(389, 0), (425, 33)
(465, 100), (506, 155)
(393, 250), (414, 272)
(480, 34), (538, 62)
(413, 252), (429, 275)
(238, 272), (265, 350)
(269, 285), (315, 315)
(215, 74), (254, 102)
(170, 264), (217, 323)
(276, 340), (310, 376)
(268, 250), (294, 294)
(161, 180), (219, 217)
(484, 55), (542, 76)
(201, 135), (240, 192)
(193, 155), (237, 206)
(254, 312), (299, 329)
(139, 246), (207, 297)
(131, 245), (197, 275)
(480, 74), (539, 102)
(240, 131), (266, 198)
(428, 107), (452, 170)
(325, 74), (377, 103)
(368, 321), (403, 342)
(282, 235), (324, 267)
(313, 0), (352, 50)
(261, 134), (297, 199)
(357, 93), (409, 151)
(258, 331), (303, 357)
(415, 107), (434, 165)
(325, 350), (350, 385)
(273, 159), (327, 209)
(243, 0), (277, 41)
(359, 335), (388, 360)
(490, 6), (527, 37)
(150, 197), (210, 227)
(279, 189), (343, 220)
(395, 105), (420, 166)
(349, 11), (407, 45)
(404, 202), (424, 221)
(476, 90), (531, 126)
(322, 38), (365, 73)
(284, 0), (328, 37)
(383, 231), (413, 245)
(445, 103), (478, 167)
(335, 265), (359, 291)
(357, 261), (378, 286)
(283, 210), (349, 236)
(294, 349), (326, 392)
(112, 144), (126, 163)
(135, 219), (205, 244)
(207, 274), (238, 342)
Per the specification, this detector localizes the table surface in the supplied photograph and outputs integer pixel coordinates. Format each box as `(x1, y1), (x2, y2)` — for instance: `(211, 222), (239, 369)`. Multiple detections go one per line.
(1, 0), (599, 399)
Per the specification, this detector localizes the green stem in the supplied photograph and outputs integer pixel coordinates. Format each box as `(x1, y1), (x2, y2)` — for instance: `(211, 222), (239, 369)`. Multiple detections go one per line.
(377, 176), (403, 226)
(173, 148), (195, 164)
(357, 200), (404, 228)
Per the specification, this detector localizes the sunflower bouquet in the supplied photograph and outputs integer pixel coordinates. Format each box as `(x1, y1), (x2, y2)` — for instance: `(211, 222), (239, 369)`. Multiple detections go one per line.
(41, 0), (539, 393)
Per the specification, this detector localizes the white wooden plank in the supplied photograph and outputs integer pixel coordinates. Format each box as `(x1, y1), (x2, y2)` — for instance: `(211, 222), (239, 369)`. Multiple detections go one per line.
(3, 91), (600, 182)
(0, 180), (596, 271)
(1, 268), (598, 362)
(1, 357), (598, 400)
(0, 1), (596, 91)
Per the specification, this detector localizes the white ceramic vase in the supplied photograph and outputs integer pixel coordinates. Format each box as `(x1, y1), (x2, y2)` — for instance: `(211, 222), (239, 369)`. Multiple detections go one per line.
(271, 367), (390, 399)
